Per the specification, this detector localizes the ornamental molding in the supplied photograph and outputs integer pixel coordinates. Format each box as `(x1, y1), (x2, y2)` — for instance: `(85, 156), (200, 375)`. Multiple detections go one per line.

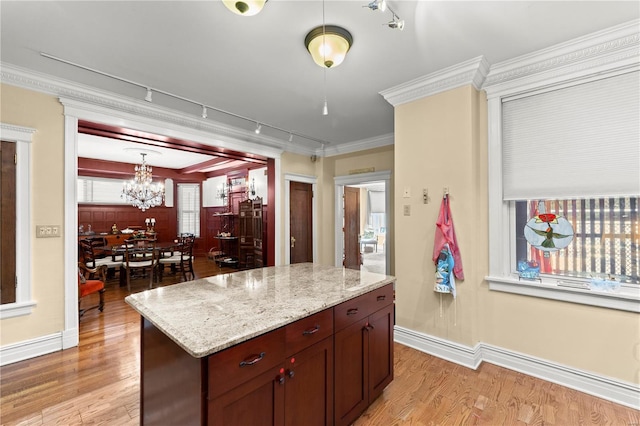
(483, 19), (640, 98)
(0, 123), (36, 142)
(321, 133), (394, 157)
(380, 56), (490, 107)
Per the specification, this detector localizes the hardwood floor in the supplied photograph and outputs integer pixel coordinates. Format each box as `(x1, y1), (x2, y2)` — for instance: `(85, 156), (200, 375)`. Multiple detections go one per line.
(1, 258), (638, 425)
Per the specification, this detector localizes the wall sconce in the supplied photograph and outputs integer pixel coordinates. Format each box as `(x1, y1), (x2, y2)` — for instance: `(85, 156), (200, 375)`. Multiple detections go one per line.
(247, 178), (256, 198)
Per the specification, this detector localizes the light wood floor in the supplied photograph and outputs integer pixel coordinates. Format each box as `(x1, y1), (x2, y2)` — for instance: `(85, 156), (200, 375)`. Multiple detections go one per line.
(1, 258), (638, 425)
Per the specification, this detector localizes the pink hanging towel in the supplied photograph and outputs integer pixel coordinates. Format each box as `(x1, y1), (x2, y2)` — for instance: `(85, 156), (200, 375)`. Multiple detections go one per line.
(433, 195), (464, 280)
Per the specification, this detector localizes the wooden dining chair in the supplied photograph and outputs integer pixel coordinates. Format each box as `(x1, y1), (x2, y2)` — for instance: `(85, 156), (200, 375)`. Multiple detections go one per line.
(158, 234), (195, 281)
(79, 238), (124, 279)
(122, 238), (158, 292)
(78, 261), (107, 319)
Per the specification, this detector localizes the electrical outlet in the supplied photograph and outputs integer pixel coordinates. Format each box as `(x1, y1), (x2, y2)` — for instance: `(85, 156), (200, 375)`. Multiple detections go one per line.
(36, 225), (61, 238)
(403, 205), (411, 216)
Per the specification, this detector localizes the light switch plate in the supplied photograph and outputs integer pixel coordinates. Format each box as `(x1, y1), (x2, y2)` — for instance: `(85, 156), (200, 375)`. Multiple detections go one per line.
(403, 187), (411, 198)
(403, 205), (411, 216)
(36, 225), (61, 238)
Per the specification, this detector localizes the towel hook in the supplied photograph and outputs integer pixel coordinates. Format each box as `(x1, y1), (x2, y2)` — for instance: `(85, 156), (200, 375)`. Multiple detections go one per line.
(443, 187), (449, 198)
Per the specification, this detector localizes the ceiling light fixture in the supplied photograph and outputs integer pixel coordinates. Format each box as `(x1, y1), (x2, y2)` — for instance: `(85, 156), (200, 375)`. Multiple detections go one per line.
(387, 15), (404, 30)
(145, 88), (153, 102)
(222, 0), (267, 16)
(304, 25), (353, 68)
(255, 123), (262, 134)
(201, 105), (208, 119)
(365, 0), (386, 12)
(121, 153), (165, 211)
(289, 133), (294, 142)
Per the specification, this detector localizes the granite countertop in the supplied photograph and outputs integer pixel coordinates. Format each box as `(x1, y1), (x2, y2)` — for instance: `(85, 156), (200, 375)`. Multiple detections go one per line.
(125, 263), (395, 358)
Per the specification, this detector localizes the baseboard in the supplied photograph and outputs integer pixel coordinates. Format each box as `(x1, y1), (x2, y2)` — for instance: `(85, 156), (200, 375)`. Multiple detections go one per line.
(394, 325), (640, 410)
(0, 332), (63, 366)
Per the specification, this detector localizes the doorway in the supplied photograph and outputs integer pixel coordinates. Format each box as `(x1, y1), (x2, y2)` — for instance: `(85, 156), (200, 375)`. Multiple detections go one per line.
(284, 173), (317, 265)
(289, 181), (313, 264)
(335, 171), (391, 275)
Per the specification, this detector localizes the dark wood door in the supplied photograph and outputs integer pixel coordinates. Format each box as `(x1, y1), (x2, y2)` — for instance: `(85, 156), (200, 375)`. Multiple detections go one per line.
(284, 337), (333, 426)
(209, 365), (285, 426)
(343, 186), (360, 270)
(1, 141), (17, 304)
(368, 304), (394, 402)
(334, 319), (368, 426)
(290, 181), (312, 264)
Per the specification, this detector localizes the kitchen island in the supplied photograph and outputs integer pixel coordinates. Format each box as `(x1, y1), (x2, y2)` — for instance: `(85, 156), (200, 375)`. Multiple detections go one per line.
(125, 263), (395, 426)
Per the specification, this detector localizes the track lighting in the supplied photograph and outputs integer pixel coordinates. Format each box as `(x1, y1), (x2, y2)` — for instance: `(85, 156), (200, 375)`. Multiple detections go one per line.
(201, 105), (208, 119)
(365, 0), (386, 12)
(145, 88), (153, 102)
(387, 17), (404, 30)
(289, 133), (293, 142)
(255, 123), (262, 134)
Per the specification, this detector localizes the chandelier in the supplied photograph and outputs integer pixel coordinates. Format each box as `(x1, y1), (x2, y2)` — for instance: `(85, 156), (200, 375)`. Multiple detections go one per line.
(121, 153), (165, 211)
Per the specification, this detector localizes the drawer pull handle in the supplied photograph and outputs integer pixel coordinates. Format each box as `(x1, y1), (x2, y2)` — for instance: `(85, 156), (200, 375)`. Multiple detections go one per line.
(377, 295), (386, 301)
(239, 352), (266, 367)
(302, 325), (320, 335)
(347, 308), (359, 316)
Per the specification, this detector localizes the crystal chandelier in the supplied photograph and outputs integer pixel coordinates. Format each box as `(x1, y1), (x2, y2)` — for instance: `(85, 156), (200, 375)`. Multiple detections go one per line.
(121, 153), (165, 211)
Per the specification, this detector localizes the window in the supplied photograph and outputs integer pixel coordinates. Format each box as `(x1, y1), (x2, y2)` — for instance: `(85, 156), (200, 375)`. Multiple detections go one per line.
(0, 124), (35, 318)
(486, 66), (640, 312)
(78, 176), (128, 204)
(178, 183), (200, 237)
(515, 197), (639, 284)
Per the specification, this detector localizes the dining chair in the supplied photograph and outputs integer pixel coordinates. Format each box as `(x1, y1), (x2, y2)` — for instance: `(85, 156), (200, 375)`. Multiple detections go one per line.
(78, 261), (107, 319)
(122, 238), (158, 292)
(158, 234), (195, 282)
(79, 238), (124, 279)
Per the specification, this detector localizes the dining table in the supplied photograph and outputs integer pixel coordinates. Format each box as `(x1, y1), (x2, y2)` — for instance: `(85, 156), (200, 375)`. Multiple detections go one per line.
(95, 241), (183, 287)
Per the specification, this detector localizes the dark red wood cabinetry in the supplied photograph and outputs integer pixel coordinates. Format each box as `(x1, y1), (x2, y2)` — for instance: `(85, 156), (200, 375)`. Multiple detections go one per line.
(140, 284), (393, 426)
(334, 285), (394, 426)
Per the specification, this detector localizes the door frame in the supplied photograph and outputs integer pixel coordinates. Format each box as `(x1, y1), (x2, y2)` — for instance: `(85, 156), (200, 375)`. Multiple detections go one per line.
(334, 171), (391, 272)
(61, 97), (283, 349)
(284, 173), (317, 265)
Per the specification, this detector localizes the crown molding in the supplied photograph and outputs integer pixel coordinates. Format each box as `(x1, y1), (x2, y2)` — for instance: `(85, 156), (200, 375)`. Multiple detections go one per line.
(0, 63), (318, 156)
(321, 133), (394, 157)
(483, 19), (640, 98)
(380, 56), (490, 107)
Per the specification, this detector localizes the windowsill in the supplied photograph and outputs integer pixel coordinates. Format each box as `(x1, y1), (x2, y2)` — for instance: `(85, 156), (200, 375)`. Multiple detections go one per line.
(0, 300), (37, 319)
(486, 276), (639, 313)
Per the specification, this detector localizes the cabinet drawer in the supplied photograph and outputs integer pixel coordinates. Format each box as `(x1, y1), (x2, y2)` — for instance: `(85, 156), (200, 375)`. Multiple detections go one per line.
(367, 284), (394, 309)
(285, 309), (333, 355)
(208, 327), (286, 399)
(334, 293), (370, 332)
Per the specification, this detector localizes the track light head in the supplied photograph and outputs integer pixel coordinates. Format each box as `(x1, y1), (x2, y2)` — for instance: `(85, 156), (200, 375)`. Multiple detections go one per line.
(365, 0), (386, 12)
(145, 88), (153, 102)
(387, 18), (404, 30)
(255, 123), (262, 134)
(201, 105), (207, 119)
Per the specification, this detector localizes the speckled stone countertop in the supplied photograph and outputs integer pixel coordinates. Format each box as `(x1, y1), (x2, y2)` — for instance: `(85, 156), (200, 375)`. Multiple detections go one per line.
(125, 263), (395, 358)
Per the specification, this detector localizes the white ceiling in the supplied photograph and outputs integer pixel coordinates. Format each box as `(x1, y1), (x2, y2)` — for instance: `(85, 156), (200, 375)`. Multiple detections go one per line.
(2, 1), (638, 168)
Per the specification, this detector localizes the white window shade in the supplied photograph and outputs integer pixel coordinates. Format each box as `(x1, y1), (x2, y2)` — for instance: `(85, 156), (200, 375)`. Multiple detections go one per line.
(178, 183), (200, 237)
(368, 191), (385, 213)
(502, 71), (640, 200)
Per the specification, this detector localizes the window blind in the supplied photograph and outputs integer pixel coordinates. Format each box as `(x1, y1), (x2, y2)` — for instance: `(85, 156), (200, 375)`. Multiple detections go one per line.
(368, 191), (385, 214)
(178, 183), (200, 237)
(502, 71), (640, 200)
(77, 176), (128, 204)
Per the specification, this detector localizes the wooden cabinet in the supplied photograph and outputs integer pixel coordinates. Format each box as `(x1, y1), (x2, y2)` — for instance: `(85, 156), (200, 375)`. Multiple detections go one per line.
(334, 284), (394, 426)
(207, 310), (334, 426)
(140, 285), (393, 426)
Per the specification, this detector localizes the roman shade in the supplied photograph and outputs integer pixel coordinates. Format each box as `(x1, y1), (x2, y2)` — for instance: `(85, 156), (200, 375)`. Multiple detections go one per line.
(502, 70), (640, 200)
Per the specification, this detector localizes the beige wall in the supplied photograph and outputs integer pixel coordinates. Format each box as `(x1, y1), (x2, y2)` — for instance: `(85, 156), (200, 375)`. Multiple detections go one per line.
(394, 84), (639, 385)
(1, 84), (66, 346)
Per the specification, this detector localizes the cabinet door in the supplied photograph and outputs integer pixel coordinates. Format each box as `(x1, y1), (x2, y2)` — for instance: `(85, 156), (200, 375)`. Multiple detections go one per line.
(284, 337), (334, 426)
(208, 366), (285, 426)
(367, 304), (394, 402)
(334, 319), (368, 426)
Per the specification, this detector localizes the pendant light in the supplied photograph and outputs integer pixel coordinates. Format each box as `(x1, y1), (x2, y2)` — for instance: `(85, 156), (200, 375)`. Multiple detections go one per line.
(222, 0), (267, 16)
